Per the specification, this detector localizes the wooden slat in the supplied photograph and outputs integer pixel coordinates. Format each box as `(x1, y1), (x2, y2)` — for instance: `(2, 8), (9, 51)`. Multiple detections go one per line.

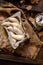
(0, 53), (38, 64)
(0, 53), (43, 65)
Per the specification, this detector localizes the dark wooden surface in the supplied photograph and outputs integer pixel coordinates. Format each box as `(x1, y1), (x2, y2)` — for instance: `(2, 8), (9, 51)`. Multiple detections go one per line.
(20, 0), (43, 13)
(0, 60), (38, 65)
(0, 52), (43, 65)
(32, 0), (43, 12)
(0, 53), (39, 65)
